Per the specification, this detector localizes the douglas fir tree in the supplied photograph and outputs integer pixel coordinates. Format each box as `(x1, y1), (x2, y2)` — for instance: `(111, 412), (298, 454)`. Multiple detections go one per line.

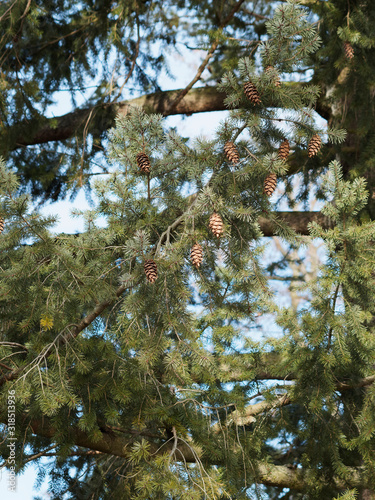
(0, 2), (374, 500)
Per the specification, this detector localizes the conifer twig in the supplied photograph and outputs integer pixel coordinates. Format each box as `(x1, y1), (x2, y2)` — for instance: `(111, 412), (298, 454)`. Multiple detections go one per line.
(165, 0), (248, 114)
(154, 193), (199, 257)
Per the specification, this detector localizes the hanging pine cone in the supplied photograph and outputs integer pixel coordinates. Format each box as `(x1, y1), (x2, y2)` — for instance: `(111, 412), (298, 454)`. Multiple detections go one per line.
(243, 81), (261, 104)
(264, 173), (277, 196)
(136, 152), (151, 173)
(190, 243), (203, 268)
(344, 41), (354, 60)
(144, 259), (158, 283)
(308, 134), (322, 158)
(224, 141), (239, 164)
(265, 66), (281, 87)
(278, 139), (290, 160)
(0, 217), (4, 234)
(209, 212), (224, 238)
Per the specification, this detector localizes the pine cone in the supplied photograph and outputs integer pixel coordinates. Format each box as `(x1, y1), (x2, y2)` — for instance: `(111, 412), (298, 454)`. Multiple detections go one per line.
(308, 134), (322, 158)
(0, 217), (4, 234)
(278, 139), (290, 160)
(344, 41), (354, 60)
(144, 259), (158, 283)
(136, 152), (151, 173)
(265, 66), (281, 87)
(243, 81), (261, 104)
(190, 243), (203, 267)
(264, 173), (277, 196)
(224, 141), (239, 164)
(209, 212), (224, 238)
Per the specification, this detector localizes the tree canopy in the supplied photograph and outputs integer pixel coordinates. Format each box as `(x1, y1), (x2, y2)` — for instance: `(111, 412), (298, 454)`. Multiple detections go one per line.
(0, 0), (375, 499)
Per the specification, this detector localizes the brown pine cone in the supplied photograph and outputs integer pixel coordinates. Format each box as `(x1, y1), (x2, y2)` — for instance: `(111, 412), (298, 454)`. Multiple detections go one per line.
(308, 134), (322, 158)
(136, 152), (151, 173)
(243, 81), (261, 104)
(209, 212), (224, 238)
(190, 243), (203, 267)
(0, 217), (4, 234)
(144, 259), (158, 283)
(344, 41), (354, 60)
(224, 141), (240, 164)
(278, 139), (290, 160)
(264, 173), (277, 196)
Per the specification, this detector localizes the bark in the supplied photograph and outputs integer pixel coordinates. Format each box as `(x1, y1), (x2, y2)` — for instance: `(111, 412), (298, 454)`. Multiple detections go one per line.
(7, 87), (228, 150)
(6, 85), (329, 151)
(6, 415), (365, 491)
(258, 211), (335, 236)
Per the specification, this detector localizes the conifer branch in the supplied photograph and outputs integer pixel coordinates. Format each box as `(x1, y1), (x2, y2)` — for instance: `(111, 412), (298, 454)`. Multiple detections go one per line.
(0, 283), (128, 386)
(165, 0), (248, 114)
(213, 394), (291, 431)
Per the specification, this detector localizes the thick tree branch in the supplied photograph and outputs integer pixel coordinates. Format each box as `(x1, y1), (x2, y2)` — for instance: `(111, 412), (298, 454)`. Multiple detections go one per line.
(258, 211), (335, 236)
(2, 415), (366, 491)
(5, 84), (329, 151)
(6, 87), (227, 151)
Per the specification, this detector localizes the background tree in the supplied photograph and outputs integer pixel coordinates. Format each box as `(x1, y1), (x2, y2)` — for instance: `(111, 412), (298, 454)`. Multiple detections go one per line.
(0, 0), (375, 499)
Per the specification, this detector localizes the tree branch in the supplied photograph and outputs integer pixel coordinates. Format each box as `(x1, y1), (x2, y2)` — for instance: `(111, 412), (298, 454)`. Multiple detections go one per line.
(0, 414), (364, 491)
(165, 0), (247, 113)
(0, 283), (128, 386)
(5, 83), (330, 151)
(6, 87), (227, 151)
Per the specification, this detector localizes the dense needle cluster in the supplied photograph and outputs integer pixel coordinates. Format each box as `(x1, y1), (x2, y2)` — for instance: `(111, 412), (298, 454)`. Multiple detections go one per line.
(265, 65), (281, 87)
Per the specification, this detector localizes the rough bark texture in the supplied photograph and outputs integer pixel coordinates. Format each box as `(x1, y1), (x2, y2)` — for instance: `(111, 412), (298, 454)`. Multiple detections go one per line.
(258, 211), (335, 236)
(8, 415), (367, 491)
(7, 84), (330, 151)
(8, 87), (228, 150)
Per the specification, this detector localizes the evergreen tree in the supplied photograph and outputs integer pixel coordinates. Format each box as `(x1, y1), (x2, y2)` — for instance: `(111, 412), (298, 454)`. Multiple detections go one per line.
(0, 1), (375, 499)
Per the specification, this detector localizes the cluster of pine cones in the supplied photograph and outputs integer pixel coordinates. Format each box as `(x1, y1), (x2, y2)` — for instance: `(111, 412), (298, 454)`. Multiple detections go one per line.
(224, 133), (321, 195)
(143, 132), (322, 283)
(242, 70), (323, 158)
(144, 212), (224, 283)
(140, 66), (323, 283)
(224, 138), (291, 196)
